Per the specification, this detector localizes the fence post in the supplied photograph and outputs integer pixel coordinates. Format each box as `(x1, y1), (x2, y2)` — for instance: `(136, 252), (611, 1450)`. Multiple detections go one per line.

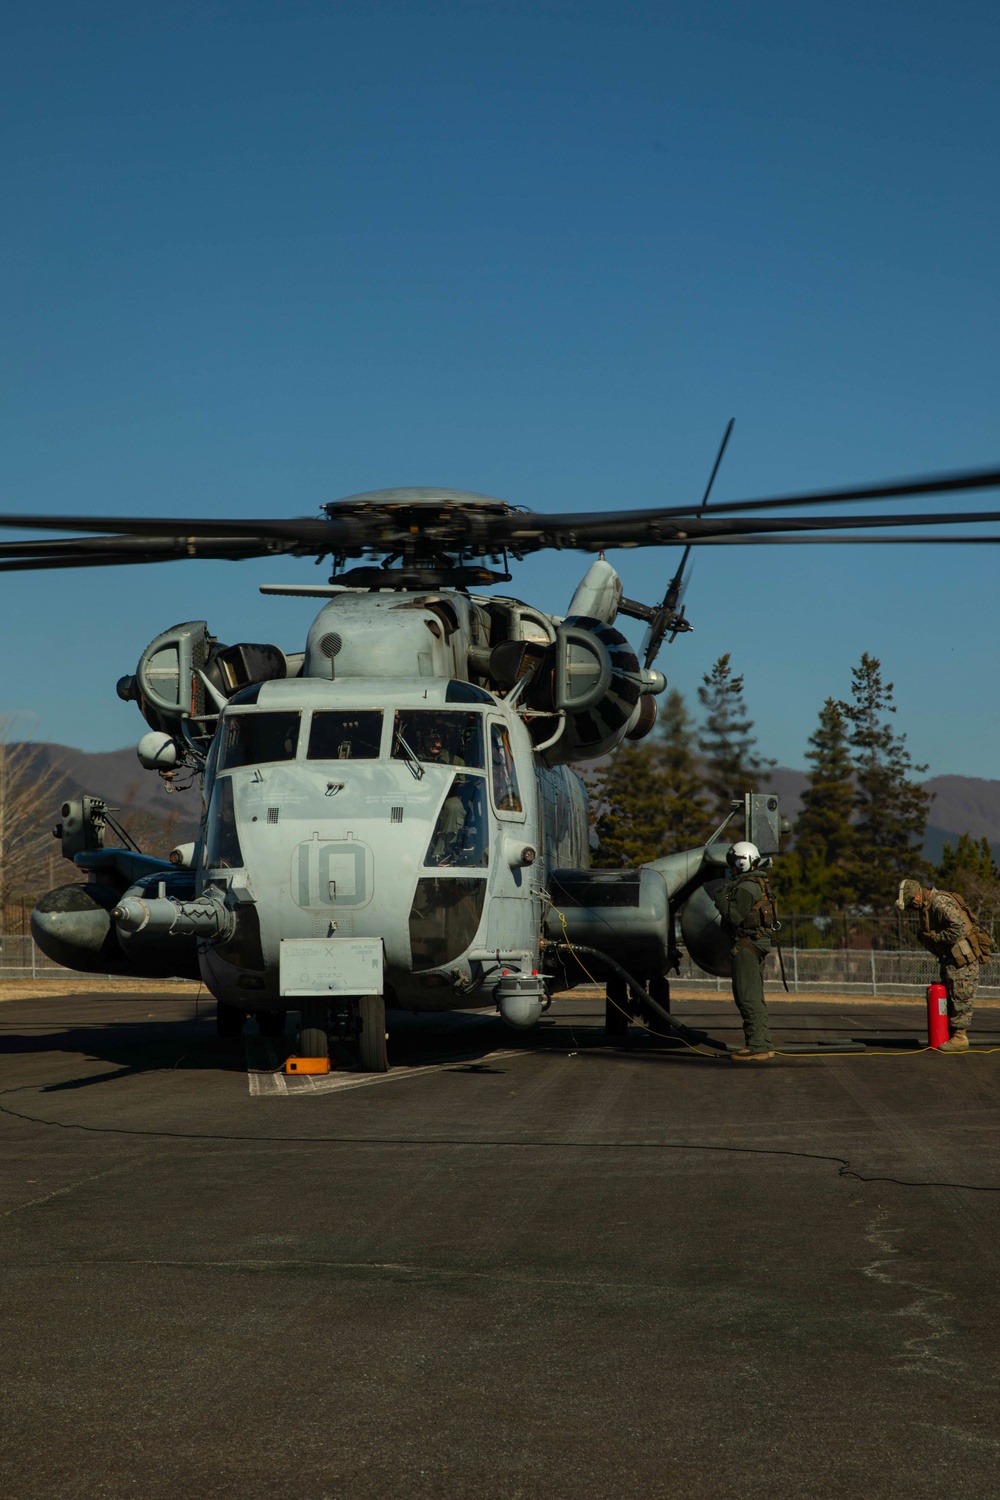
(793, 942), (799, 989)
(870, 948), (877, 996)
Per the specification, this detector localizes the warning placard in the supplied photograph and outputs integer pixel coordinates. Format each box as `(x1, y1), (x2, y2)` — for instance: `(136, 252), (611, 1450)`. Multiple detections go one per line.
(279, 937), (384, 997)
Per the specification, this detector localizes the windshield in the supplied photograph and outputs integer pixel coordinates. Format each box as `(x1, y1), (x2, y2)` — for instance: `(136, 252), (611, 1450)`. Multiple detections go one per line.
(425, 774), (489, 867)
(308, 710), (383, 760)
(203, 777), (243, 869)
(219, 711), (300, 770)
(391, 710), (484, 769)
(489, 723), (522, 812)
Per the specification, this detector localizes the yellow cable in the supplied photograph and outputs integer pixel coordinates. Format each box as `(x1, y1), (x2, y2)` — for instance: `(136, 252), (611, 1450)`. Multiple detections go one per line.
(546, 900), (1000, 1061)
(550, 903), (722, 1059)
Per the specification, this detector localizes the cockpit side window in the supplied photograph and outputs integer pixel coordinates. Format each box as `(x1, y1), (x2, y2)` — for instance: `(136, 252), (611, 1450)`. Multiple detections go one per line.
(424, 774), (489, 867)
(308, 710), (383, 760)
(489, 723), (523, 813)
(202, 726), (223, 812)
(391, 711), (484, 769)
(203, 777), (243, 870)
(219, 711), (300, 770)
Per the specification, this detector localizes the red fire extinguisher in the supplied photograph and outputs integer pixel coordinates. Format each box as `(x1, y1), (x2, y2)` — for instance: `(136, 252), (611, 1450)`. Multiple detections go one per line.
(927, 982), (949, 1048)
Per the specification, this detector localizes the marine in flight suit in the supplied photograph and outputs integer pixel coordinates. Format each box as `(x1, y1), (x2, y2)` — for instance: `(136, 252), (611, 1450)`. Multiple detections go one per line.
(713, 841), (777, 1062)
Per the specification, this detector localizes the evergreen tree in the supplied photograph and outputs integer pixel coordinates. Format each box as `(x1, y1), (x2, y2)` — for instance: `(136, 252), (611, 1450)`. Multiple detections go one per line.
(658, 688), (710, 848)
(936, 834), (1000, 923)
(587, 740), (672, 868)
(792, 697), (856, 908)
(587, 689), (710, 867)
(839, 653), (930, 907)
(697, 653), (774, 824)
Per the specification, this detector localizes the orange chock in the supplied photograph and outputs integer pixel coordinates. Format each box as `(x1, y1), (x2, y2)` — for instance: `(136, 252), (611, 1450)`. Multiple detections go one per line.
(284, 1056), (331, 1076)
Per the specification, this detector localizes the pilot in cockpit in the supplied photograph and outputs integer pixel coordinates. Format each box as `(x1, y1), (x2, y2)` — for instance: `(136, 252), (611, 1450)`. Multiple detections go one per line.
(419, 723), (465, 766)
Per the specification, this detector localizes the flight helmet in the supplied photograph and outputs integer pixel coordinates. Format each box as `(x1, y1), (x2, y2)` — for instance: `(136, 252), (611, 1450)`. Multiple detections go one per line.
(727, 841), (760, 875)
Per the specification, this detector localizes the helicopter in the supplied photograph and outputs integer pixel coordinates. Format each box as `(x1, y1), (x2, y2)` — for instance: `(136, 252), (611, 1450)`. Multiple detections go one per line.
(10, 437), (1000, 1072)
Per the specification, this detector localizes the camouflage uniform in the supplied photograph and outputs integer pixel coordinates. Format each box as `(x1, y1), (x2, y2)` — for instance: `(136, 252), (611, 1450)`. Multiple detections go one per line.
(713, 874), (773, 1052)
(918, 889), (980, 1030)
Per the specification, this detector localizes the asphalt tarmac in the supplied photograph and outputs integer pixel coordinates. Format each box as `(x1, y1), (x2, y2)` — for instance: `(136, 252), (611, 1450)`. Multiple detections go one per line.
(2, 988), (1000, 1500)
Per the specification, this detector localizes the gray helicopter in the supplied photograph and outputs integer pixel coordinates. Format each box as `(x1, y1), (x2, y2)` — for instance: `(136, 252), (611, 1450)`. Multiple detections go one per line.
(10, 441), (1000, 1070)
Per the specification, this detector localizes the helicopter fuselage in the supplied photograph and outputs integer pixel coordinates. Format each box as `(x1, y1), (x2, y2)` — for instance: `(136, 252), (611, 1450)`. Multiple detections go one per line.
(33, 570), (757, 1058)
(195, 674), (586, 1020)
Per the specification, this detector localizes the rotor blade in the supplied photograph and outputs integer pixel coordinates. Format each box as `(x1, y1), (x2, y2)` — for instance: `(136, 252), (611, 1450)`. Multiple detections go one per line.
(682, 507), (1000, 537)
(0, 511), (357, 545)
(674, 533), (1000, 546)
(697, 418), (735, 511)
(677, 460), (1000, 517)
(672, 416), (734, 584)
(637, 419), (735, 668)
(0, 533), (299, 560)
(0, 536), (299, 572)
(493, 504), (1000, 551)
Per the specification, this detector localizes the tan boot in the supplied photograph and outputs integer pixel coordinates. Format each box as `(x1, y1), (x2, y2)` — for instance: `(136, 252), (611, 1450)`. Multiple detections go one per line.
(730, 1048), (775, 1061)
(937, 1030), (970, 1052)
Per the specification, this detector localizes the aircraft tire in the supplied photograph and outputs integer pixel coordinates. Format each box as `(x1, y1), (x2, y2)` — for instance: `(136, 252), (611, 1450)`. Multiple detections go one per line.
(358, 994), (389, 1072)
(216, 1003), (247, 1039)
(298, 1001), (330, 1060)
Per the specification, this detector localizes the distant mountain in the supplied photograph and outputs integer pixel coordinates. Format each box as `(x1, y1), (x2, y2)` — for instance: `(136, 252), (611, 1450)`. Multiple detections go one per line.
(768, 767), (1000, 865)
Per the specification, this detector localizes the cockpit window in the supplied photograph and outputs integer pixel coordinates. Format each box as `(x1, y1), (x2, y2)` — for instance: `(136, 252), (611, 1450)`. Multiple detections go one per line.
(425, 774), (489, 867)
(489, 723), (522, 813)
(391, 711), (484, 769)
(308, 710), (383, 760)
(203, 777), (243, 869)
(218, 711), (300, 770)
(202, 726), (223, 811)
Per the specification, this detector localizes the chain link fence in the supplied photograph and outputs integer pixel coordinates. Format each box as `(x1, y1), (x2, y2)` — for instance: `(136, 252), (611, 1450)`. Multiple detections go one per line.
(0, 935), (108, 980)
(3, 925), (999, 996)
(676, 947), (1000, 997)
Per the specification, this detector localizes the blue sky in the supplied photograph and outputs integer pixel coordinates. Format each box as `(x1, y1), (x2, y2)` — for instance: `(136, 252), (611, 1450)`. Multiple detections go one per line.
(1, 0), (998, 776)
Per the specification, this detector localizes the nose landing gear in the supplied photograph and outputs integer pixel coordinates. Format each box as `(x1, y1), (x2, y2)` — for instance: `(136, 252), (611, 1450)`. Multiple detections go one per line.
(291, 995), (389, 1073)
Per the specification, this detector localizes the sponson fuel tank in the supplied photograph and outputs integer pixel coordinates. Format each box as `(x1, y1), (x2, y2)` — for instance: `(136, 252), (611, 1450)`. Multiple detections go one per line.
(31, 855), (203, 980)
(545, 867), (670, 973)
(543, 842), (738, 982)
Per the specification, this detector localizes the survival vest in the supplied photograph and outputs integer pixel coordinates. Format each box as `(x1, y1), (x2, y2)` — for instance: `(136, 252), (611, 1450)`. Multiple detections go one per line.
(921, 891), (994, 967)
(728, 869), (779, 940)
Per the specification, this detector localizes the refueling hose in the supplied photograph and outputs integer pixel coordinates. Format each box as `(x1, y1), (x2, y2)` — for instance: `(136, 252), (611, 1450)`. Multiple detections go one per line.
(548, 940), (729, 1053)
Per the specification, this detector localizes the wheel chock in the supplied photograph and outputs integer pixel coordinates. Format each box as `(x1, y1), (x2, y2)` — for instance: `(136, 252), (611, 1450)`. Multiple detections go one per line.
(284, 1056), (331, 1075)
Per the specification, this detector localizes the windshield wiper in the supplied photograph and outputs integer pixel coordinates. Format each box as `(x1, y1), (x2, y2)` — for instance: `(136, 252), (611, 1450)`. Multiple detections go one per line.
(394, 730), (425, 781)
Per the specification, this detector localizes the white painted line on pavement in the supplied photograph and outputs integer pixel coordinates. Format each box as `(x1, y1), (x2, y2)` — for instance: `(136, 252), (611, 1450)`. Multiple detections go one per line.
(245, 1036), (523, 1097)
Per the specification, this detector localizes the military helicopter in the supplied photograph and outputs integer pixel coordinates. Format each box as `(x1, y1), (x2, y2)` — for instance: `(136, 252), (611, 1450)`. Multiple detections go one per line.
(9, 439), (1000, 1071)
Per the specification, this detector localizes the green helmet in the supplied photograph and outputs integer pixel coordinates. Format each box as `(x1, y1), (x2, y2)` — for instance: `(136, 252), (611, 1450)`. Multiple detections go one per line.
(895, 879), (923, 911)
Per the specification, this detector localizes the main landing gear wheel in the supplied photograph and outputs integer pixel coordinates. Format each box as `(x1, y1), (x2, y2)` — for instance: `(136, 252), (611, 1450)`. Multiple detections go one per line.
(358, 994), (389, 1073)
(298, 1000), (330, 1060)
(604, 974), (631, 1041)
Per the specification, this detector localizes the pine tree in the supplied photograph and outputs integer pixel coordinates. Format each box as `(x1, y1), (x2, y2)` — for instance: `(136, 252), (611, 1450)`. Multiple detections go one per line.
(587, 689), (710, 867)
(936, 834), (1000, 923)
(697, 653), (774, 824)
(588, 739), (672, 868)
(839, 653), (930, 907)
(657, 688), (710, 848)
(792, 697), (856, 908)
